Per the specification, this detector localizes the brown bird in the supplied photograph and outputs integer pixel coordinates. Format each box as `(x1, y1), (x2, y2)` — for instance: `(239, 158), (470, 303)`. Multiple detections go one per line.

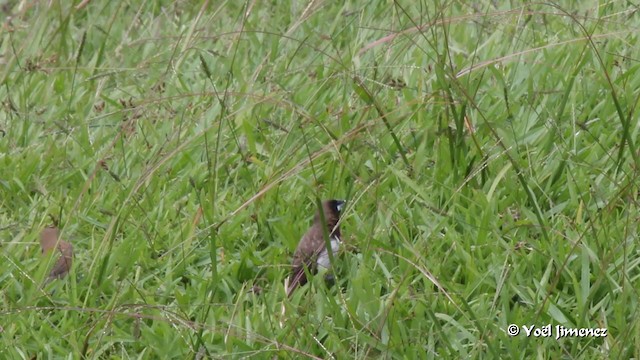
(285, 199), (345, 297)
(40, 226), (73, 283)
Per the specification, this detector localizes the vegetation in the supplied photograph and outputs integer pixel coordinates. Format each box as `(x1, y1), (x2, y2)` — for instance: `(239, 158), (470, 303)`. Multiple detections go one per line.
(1, 0), (639, 358)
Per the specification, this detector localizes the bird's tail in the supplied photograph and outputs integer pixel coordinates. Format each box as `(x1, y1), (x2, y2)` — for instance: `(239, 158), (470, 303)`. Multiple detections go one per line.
(285, 267), (307, 297)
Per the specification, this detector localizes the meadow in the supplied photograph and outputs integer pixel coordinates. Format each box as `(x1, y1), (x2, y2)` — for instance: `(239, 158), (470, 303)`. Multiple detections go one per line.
(1, 1), (639, 358)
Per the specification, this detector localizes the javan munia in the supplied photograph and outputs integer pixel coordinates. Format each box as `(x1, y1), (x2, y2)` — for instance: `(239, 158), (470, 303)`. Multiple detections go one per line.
(285, 199), (345, 296)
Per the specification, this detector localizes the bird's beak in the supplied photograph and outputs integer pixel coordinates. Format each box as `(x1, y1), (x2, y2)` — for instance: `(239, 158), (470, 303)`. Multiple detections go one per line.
(336, 200), (346, 212)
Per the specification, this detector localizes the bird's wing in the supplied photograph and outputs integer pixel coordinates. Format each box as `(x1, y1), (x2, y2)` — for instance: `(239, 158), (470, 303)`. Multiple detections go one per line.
(49, 241), (73, 279)
(286, 226), (335, 297)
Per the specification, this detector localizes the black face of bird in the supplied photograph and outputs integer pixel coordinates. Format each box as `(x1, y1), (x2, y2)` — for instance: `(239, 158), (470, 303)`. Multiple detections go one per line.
(316, 199), (345, 224)
(330, 199), (345, 213)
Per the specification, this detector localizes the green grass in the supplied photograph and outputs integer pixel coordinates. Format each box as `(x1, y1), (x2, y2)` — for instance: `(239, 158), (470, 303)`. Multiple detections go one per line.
(1, 0), (639, 358)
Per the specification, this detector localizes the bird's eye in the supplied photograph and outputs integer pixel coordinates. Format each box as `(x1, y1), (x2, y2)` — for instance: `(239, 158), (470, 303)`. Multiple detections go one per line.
(336, 200), (345, 212)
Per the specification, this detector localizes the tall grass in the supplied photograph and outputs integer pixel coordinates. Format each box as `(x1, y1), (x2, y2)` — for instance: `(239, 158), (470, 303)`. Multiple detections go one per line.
(1, 1), (639, 358)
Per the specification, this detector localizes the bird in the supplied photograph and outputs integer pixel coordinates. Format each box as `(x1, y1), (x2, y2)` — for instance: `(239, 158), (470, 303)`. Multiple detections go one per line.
(285, 199), (345, 297)
(40, 226), (73, 283)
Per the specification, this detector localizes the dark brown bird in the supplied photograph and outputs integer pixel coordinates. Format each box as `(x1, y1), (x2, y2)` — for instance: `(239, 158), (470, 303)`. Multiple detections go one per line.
(285, 199), (345, 297)
(40, 226), (73, 283)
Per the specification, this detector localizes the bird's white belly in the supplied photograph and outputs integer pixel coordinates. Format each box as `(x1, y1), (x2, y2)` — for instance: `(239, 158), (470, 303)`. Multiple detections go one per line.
(316, 236), (341, 269)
